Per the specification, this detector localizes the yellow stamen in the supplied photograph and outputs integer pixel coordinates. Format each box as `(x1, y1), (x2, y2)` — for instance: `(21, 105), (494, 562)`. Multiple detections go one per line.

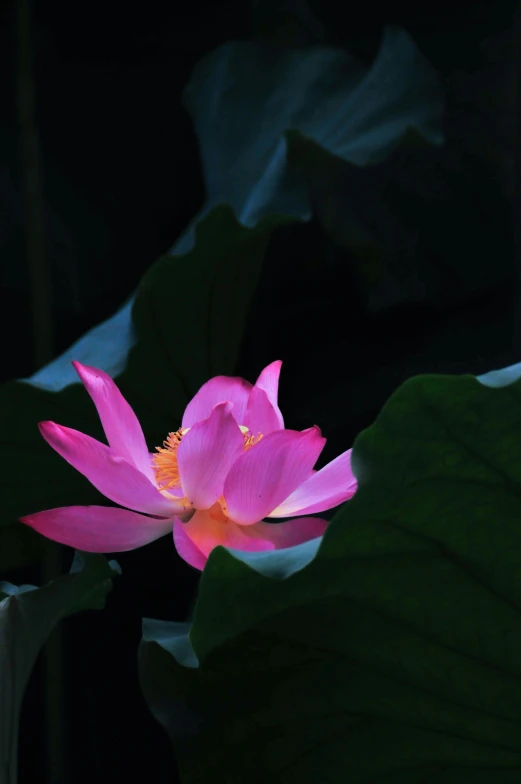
(240, 424), (263, 451)
(152, 428), (188, 491)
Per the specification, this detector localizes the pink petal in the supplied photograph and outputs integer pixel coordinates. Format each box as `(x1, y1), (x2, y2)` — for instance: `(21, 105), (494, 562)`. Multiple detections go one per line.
(176, 402), (244, 509)
(249, 516), (329, 547)
(173, 517), (209, 570)
(20, 505), (174, 552)
(223, 426), (326, 525)
(39, 421), (185, 517)
(178, 507), (275, 563)
(253, 360), (284, 429)
(181, 376), (252, 428)
(269, 448), (358, 517)
(73, 362), (154, 481)
(243, 387), (282, 437)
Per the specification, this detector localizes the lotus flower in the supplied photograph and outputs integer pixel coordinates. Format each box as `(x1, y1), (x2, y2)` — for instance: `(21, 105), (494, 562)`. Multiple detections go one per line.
(20, 360), (357, 570)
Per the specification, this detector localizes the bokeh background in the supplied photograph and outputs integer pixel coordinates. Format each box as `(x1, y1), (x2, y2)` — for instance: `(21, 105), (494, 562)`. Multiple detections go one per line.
(2, 0), (521, 781)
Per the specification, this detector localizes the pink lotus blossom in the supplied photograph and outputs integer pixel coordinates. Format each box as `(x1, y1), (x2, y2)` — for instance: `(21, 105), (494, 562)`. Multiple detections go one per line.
(20, 361), (357, 570)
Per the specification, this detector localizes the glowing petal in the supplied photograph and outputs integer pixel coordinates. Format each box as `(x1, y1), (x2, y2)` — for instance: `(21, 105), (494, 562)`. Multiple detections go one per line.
(269, 448), (357, 517)
(72, 361), (154, 480)
(223, 426), (326, 525)
(173, 509), (329, 571)
(243, 386), (281, 436)
(21, 505), (174, 552)
(181, 376), (252, 428)
(173, 516), (210, 570)
(250, 516), (329, 547)
(177, 402), (244, 509)
(39, 421), (184, 516)
(178, 506), (275, 561)
(253, 360), (284, 429)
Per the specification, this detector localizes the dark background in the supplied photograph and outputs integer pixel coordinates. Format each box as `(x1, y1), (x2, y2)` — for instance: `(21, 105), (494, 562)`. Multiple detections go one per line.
(3, 0), (521, 781)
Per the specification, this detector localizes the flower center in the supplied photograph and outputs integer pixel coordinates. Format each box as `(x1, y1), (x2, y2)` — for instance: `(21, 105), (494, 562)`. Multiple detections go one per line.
(152, 424), (263, 491)
(240, 424), (263, 451)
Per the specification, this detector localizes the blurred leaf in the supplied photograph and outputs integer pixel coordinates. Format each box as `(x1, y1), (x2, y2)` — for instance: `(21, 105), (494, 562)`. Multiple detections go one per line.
(0, 552), (119, 783)
(285, 128), (436, 309)
(180, 25), (442, 240)
(476, 360), (521, 389)
(290, 128), (515, 313)
(139, 366), (521, 783)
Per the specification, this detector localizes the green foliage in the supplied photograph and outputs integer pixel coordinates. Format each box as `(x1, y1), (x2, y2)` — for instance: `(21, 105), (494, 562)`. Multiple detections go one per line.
(0, 552), (119, 782)
(139, 369), (521, 782)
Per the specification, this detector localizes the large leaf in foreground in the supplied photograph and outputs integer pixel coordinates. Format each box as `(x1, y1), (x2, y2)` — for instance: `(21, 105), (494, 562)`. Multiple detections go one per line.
(139, 368), (521, 783)
(0, 552), (119, 783)
(0, 208), (293, 570)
